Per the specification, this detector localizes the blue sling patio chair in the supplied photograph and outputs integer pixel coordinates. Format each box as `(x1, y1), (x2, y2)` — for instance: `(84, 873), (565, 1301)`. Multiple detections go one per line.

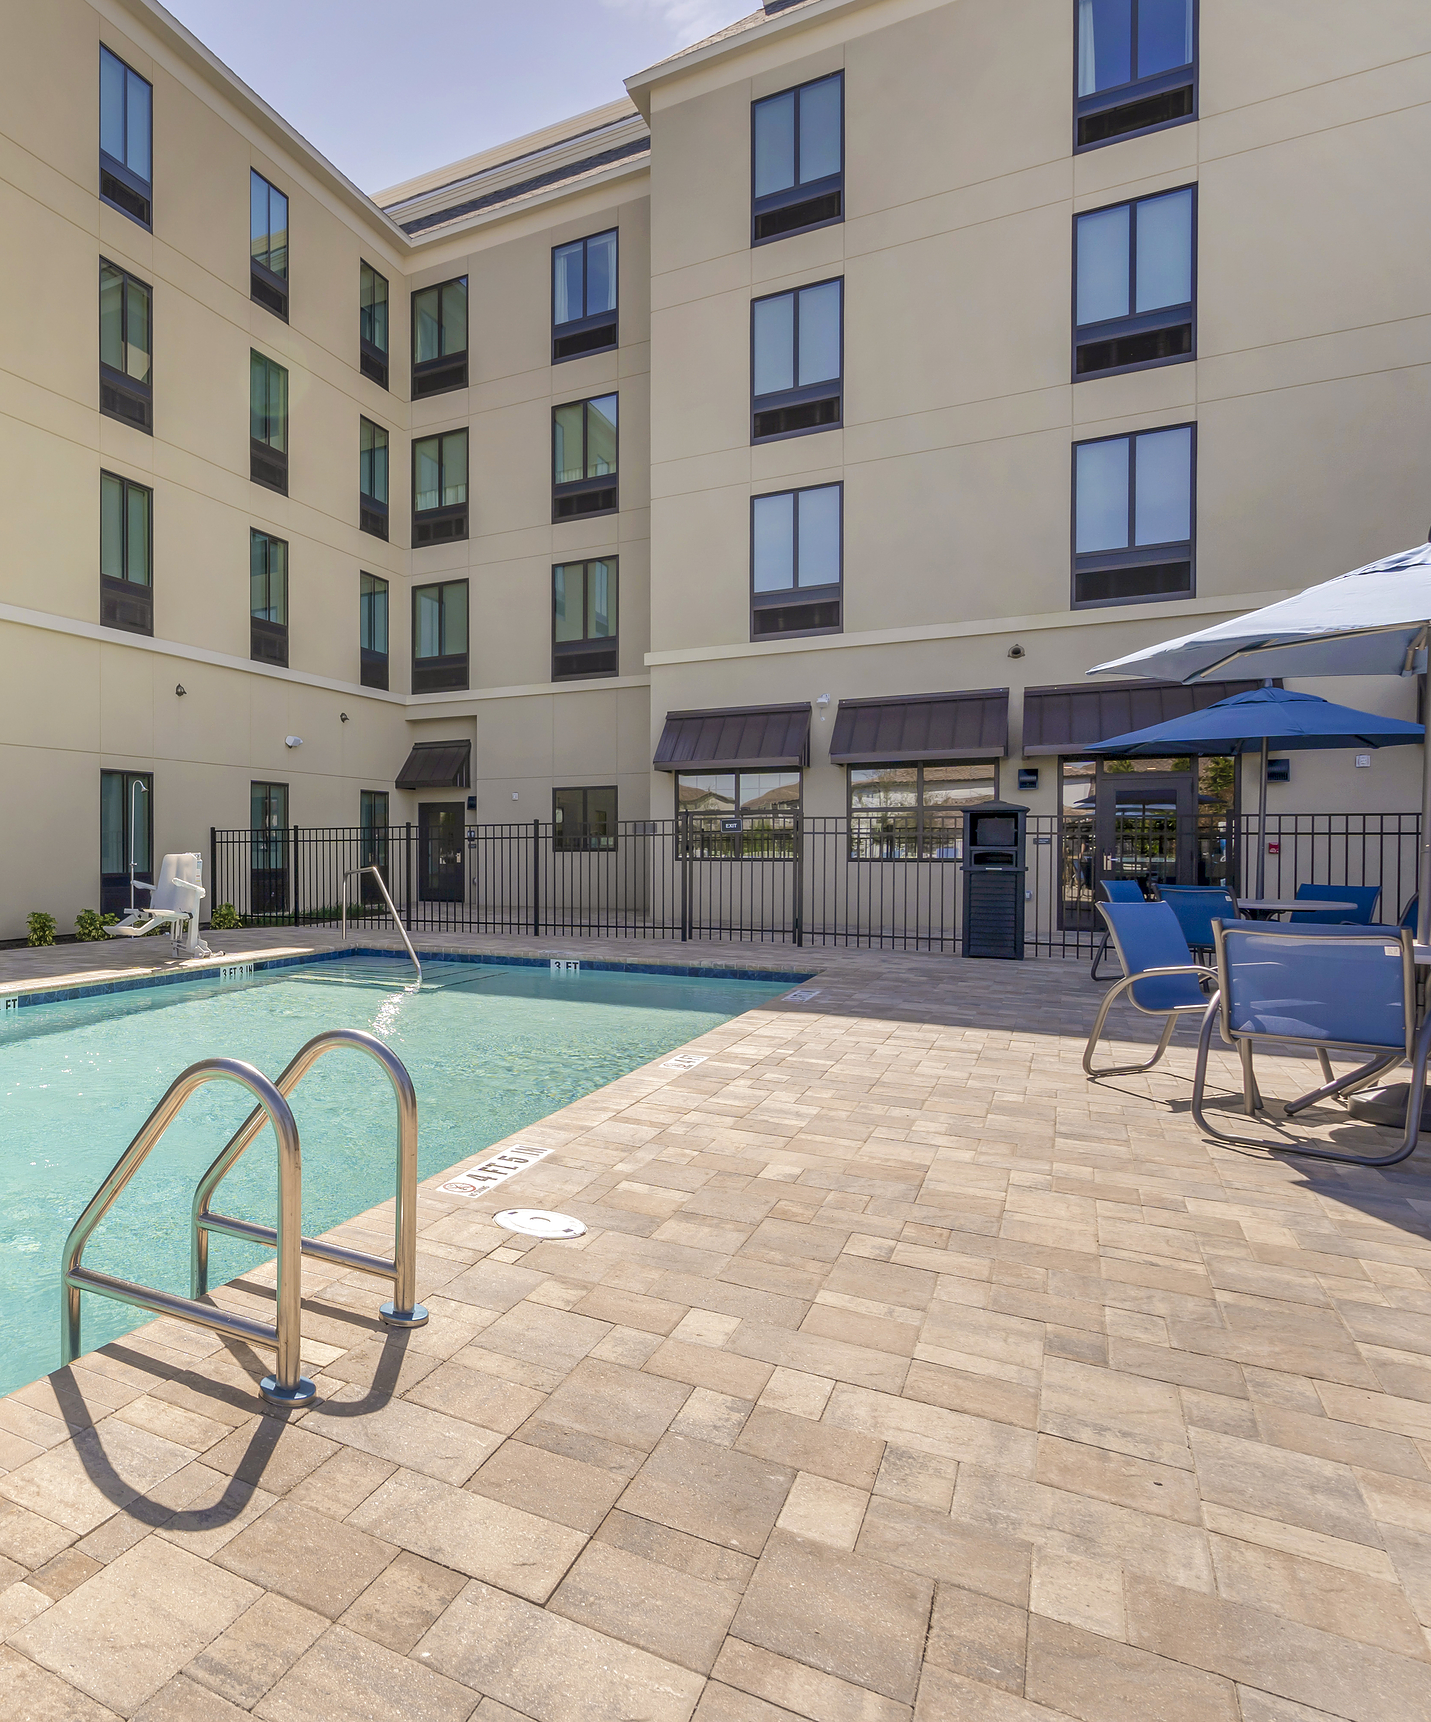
(1090, 880), (1147, 981)
(1190, 920), (1431, 1166)
(1289, 882), (1381, 924)
(1083, 901), (1218, 1078)
(1157, 886), (1239, 960)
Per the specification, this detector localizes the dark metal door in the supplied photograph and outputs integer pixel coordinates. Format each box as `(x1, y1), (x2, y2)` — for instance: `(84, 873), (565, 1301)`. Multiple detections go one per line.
(418, 803), (464, 902)
(1095, 774), (1197, 895)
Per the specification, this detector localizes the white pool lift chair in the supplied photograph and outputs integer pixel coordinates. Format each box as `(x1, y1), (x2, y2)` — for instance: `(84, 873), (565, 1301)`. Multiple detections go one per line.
(108, 852), (217, 958)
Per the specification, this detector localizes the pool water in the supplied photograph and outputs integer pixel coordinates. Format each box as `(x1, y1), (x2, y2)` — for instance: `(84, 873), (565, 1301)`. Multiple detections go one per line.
(0, 955), (788, 1396)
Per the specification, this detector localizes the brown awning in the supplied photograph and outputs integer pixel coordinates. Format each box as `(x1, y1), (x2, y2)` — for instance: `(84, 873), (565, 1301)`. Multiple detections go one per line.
(829, 689), (1008, 764)
(395, 740), (471, 789)
(654, 704), (811, 772)
(1021, 679), (1269, 755)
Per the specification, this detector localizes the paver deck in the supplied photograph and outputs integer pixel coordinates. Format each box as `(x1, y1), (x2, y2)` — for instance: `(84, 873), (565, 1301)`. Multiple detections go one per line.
(3, 931), (1431, 1720)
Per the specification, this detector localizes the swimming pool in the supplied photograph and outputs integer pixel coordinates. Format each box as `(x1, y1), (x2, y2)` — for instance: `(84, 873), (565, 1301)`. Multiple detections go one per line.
(0, 954), (791, 1397)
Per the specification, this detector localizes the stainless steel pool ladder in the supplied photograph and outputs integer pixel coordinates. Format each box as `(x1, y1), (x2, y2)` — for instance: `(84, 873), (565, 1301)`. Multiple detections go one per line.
(191, 1028), (428, 1331)
(341, 865), (421, 982)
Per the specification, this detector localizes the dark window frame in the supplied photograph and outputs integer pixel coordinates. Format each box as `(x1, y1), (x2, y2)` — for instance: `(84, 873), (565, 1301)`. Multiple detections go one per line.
(99, 45), (152, 228)
(674, 770), (804, 860)
(751, 71), (844, 247)
(845, 760), (1001, 862)
(1074, 0), (1198, 153)
(100, 768), (154, 914)
(360, 570), (389, 690)
(552, 395), (618, 521)
(551, 230), (618, 364)
(249, 169), (289, 320)
(411, 275), (468, 398)
(411, 428), (469, 545)
(553, 785), (618, 852)
(250, 349), (288, 494)
(1073, 184), (1197, 381)
(359, 416), (389, 539)
(411, 578), (469, 694)
(750, 278), (843, 444)
(99, 469), (154, 636)
(250, 527), (289, 665)
(552, 558), (619, 681)
(359, 260), (389, 388)
(1071, 421), (1197, 610)
(749, 482), (842, 641)
(98, 257), (153, 434)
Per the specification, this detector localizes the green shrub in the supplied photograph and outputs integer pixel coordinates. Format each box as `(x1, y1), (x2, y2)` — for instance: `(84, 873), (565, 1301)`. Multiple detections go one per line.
(75, 909), (119, 941)
(211, 902), (243, 930)
(26, 912), (57, 947)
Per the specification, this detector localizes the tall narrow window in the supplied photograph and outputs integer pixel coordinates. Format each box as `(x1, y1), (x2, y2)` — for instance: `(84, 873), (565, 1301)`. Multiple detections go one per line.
(752, 72), (843, 245)
(552, 230), (617, 362)
(100, 471), (153, 636)
(99, 46), (152, 227)
(1075, 186), (1194, 377)
(552, 395), (617, 519)
(250, 781), (289, 915)
(250, 528), (289, 664)
(250, 169), (289, 318)
(553, 559), (618, 680)
(412, 276), (468, 397)
(412, 580), (468, 693)
(554, 786), (617, 852)
(359, 418), (389, 538)
(250, 351), (288, 494)
(100, 770), (153, 915)
(412, 429), (468, 545)
(1073, 424), (1194, 606)
(359, 261), (389, 388)
(751, 483), (841, 639)
(360, 789), (389, 893)
(360, 571), (389, 690)
(1076, 0), (1196, 149)
(99, 259), (153, 432)
(752, 280), (842, 442)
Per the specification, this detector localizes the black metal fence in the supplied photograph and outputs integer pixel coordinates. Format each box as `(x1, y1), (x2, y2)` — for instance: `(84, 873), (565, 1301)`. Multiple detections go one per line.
(209, 810), (1422, 957)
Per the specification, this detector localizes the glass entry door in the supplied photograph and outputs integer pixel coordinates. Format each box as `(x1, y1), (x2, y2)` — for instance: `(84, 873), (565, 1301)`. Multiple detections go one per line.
(418, 803), (464, 902)
(1095, 772), (1197, 894)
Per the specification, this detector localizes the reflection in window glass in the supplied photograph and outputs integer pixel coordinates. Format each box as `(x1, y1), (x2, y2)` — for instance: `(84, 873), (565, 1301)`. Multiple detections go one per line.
(753, 294), (795, 396)
(250, 530), (287, 623)
(753, 74), (842, 196)
(250, 171), (288, 279)
(553, 785), (618, 851)
(360, 262), (389, 354)
(1134, 189), (1193, 312)
(361, 571), (388, 655)
(1074, 438), (1129, 553)
(752, 484), (841, 593)
(250, 351), (288, 451)
(100, 46), (151, 183)
(1134, 425), (1192, 545)
(414, 580), (467, 660)
(587, 395), (617, 476)
(1077, 0), (1192, 95)
(414, 278), (467, 362)
(848, 763), (995, 859)
(753, 91), (795, 198)
(100, 472), (152, 587)
(100, 262), (151, 384)
(413, 430), (468, 512)
(360, 418), (388, 504)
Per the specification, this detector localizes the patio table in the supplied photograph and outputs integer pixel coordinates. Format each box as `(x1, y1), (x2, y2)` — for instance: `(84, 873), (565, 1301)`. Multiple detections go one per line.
(1236, 898), (1356, 919)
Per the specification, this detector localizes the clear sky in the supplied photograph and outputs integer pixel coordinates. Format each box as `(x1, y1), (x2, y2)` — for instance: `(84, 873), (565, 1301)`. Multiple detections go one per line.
(163, 0), (755, 195)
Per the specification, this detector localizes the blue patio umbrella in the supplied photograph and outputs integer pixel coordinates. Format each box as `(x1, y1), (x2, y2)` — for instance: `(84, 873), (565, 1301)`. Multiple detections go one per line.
(1083, 685), (1424, 896)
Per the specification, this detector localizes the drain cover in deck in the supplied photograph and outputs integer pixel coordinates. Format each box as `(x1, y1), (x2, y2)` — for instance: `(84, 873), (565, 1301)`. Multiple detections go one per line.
(494, 1208), (587, 1239)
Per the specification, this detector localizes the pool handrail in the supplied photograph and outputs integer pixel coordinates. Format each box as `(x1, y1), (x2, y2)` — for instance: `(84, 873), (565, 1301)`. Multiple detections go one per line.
(341, 865), (421, 983)
(190, 1028), (428, 1331)
(61, 1058), (316, 1407)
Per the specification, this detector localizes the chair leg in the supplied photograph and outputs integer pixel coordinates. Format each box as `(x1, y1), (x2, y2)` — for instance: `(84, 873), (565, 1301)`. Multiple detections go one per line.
(1090, 933), (1120, 983)
(1284, 1051), (1402, 1117)
(1239, 1041), (1261, 1115)
(1083, 975), (1180, 1079)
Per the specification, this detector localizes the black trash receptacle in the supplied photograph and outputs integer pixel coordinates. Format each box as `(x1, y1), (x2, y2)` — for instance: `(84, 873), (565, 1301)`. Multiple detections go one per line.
(962, 800), (1027, 959)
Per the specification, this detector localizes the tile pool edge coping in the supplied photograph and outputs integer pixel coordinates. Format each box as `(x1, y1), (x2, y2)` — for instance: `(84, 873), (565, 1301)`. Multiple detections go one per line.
(0, 944), (819, 1010)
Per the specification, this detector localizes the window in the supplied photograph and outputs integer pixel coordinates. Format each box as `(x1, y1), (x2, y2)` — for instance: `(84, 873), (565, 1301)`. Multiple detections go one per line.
(99, 260), (152, 432)
(250, 170), (289, 318)
(412, 429), (468, 545)
(1075, 187), (1194, 378)
(250, 781), (289, 915)
(848, 764), (998, 860)
(553, 559), (617, 680)
(676, 772), (801, 858)
(553, 786), (617, 852)
(751, 280), (841, 442)
(412, 276), (467, 397)
(552, 395), (617, 519)
(360, 790), (389, 896)
(751, 483), (841, 639)
(1073, 424), (1194, 606)
(752, 72), (843, 245)
(99, 46), (152, 227)
(360, 571), (389, 690)
(360, 418), (389, 538)
(1076, 0), (1196, 149)
(100, 770), (152, 915)
(250, 351), (288, 493)
(100, 471), (152, 636)
(412, 579), (468, 693)
(360, 261), (389, 387)
(552, 230), (617, 363)
(250, 528), (288, 664)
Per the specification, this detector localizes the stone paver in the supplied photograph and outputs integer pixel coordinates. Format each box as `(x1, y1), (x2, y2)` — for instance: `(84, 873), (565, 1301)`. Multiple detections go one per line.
(4, 930), (1431, 1719)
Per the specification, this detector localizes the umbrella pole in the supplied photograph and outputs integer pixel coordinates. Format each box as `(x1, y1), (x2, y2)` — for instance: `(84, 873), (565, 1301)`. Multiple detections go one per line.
(1420, 665), (1431, 945)
(1256, 737), (1269, 899)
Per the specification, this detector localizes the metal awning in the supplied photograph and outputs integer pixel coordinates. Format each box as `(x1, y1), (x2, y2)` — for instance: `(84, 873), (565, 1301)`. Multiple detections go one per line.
(653, 704), (811, 772)
(395, 740), (471, 789)
(829, 689), (1008, 764)
(1021, 679), (1268, 755)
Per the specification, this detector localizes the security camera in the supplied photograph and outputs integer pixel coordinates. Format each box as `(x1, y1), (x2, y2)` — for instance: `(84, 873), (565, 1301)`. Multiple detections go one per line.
(284, 736), (303, 748)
